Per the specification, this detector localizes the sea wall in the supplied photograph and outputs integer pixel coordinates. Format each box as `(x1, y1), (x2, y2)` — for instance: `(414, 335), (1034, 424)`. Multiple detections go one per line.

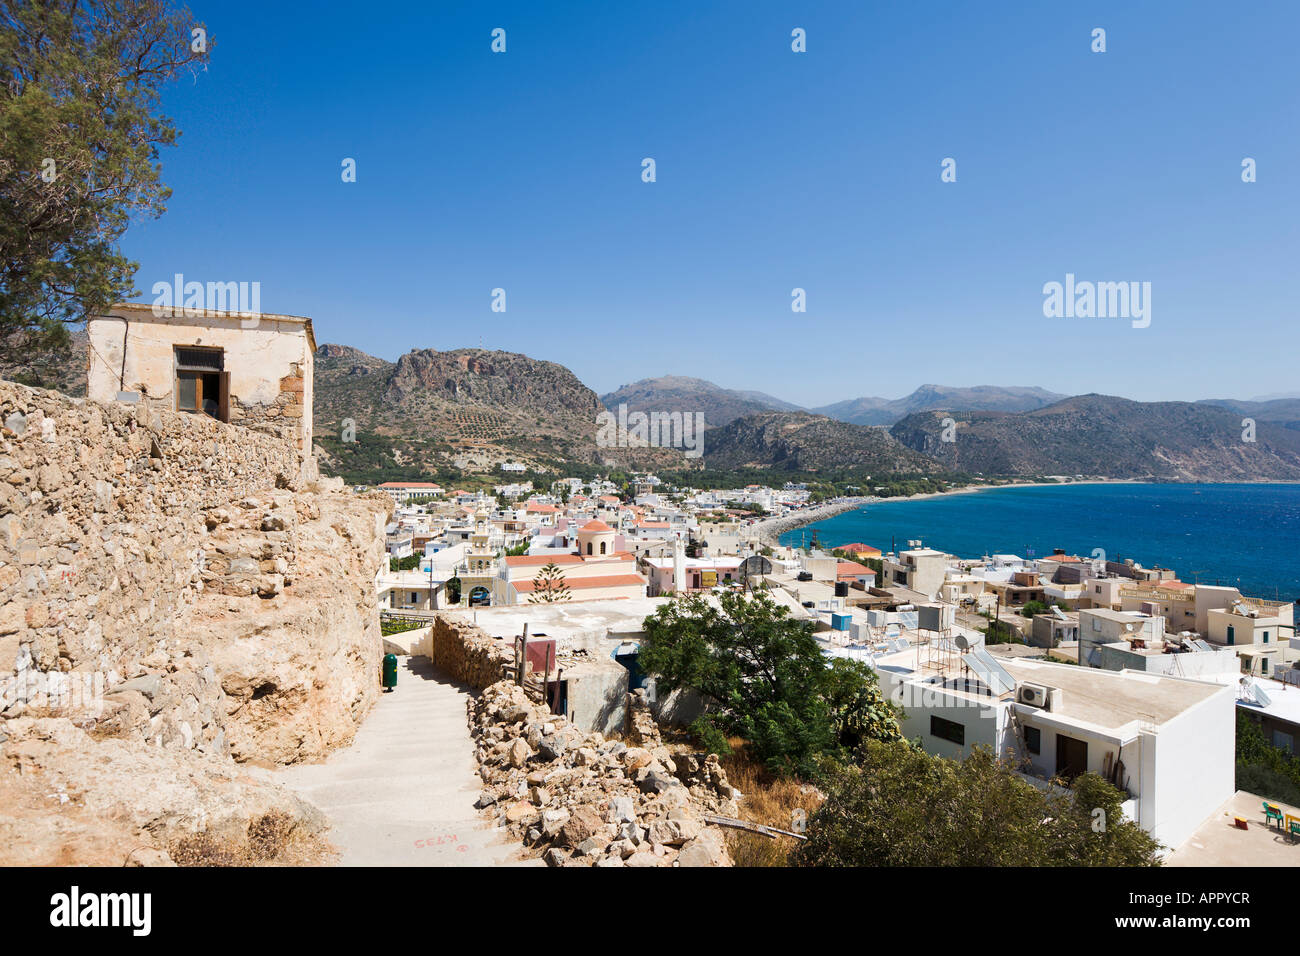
(746, 497), (870, 546)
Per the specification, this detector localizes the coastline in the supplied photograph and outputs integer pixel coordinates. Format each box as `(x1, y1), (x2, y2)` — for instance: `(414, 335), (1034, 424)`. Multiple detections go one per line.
(890, 477), (1143, 504)
(746, 497), (870, 546)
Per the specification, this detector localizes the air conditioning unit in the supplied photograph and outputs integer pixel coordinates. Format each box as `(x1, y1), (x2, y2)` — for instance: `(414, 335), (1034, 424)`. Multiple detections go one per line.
(1018, 683), (1051, 709)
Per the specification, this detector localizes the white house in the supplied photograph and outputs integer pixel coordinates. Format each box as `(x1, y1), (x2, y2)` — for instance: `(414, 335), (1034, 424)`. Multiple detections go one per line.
(868, 646), (1235, 853)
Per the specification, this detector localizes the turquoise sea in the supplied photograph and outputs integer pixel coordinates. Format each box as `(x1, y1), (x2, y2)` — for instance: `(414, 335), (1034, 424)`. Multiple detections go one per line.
(778, 483), (1300, 602)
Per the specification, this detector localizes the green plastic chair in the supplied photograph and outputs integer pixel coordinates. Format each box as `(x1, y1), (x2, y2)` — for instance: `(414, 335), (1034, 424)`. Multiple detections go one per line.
(1290, 819), (1300, 843)
(1264, 803), (1284, 828)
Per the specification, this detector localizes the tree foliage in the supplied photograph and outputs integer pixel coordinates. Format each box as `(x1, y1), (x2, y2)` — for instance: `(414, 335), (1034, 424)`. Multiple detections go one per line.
(528, 561), (570, 604)
(388, 553), (421, 572)
(0, 0), (210, 365)
(792, 742), (1163, 867)
(639, 591), (901, 776)
(1235, 710), (1300, 806)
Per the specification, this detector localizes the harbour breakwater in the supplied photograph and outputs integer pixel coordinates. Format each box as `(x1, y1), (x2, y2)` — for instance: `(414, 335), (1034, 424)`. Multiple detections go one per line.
(746, 497), (869, 546)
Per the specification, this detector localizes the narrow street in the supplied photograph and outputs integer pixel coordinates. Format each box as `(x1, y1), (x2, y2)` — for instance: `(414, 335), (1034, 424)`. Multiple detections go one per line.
(267, 656), (538, 866)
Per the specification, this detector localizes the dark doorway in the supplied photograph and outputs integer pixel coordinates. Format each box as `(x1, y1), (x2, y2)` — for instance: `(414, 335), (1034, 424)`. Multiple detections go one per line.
(468, 585), (490, 607)
(615, 651), (648, 692)
(1056, 734), (1088, 781)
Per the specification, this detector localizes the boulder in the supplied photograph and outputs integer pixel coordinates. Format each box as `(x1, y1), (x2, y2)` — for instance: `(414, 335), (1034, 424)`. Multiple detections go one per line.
(558, 805), (605, 848)
(647, 817), (701, 846)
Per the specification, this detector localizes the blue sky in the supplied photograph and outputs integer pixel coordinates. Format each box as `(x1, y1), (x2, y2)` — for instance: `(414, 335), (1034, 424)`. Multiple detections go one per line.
(123, 0), (1299, 407)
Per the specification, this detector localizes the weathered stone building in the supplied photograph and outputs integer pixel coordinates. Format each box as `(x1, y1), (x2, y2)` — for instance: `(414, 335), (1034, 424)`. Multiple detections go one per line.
(85, 302), (315, 457)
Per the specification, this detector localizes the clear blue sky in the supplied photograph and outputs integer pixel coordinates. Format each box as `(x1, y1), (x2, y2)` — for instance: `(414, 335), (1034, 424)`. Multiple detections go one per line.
(122, 0), (1299, 407)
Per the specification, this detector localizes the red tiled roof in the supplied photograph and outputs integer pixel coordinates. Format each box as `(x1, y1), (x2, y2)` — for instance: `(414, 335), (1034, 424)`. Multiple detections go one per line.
(837, 561), (873, 577)
(836, 542), (881, 555)
(581, 520), (613, 533)
(505, 554), (584, 567)
(512, 573), (646, 593)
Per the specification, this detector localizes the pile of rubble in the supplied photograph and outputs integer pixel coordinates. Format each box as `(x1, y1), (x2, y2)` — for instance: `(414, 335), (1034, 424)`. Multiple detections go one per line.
(471, 681), (734, 867)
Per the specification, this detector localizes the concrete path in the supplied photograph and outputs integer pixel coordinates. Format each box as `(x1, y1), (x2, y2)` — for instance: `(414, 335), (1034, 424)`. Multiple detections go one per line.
(266, 656), (537, 866)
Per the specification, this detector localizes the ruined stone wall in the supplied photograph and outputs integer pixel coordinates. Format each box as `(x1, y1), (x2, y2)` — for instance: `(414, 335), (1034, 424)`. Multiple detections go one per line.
(0, 379), (389, 764)
(231, 362), (310, 452)
(472, 681), (733, 867)
(426, 614), (513, 689)
(0, 379), (301, 676)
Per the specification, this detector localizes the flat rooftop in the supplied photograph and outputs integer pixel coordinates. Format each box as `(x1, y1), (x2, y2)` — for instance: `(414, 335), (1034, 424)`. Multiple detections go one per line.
(1002, 658), (1224, 730)
(1080, 608), (1151, 622)
(872, 651), (1225, 731)
(442, 596), (672, 642)
(1236, 677), (1300, 726)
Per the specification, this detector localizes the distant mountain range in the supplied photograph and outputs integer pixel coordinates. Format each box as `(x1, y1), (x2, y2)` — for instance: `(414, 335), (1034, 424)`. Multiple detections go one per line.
(811, 384), (1069, 426)
(600, 376), (800, 428)
(702, 411), (940, 474)
(602, 378), (1068, 428)
(1194, 397), (1300, 431)
(6, 334), (1300, 482)
(888, 396), (1300, 481)
(312, 345), (679, 476)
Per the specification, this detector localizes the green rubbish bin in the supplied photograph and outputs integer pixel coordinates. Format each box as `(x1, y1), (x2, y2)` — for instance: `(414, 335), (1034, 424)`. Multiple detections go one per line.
(382, 653), (398, 692)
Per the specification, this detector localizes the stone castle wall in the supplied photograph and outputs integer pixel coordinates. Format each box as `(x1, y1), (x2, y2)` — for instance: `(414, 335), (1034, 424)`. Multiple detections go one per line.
(0, 379), (389, 764)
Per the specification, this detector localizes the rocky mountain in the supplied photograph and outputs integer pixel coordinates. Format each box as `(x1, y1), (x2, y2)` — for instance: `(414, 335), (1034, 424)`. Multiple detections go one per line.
(814, 384), (1068, 426)
(1197, 397), (1300, 431)
(0, 328), (89, 397)
(600, 375), (800, 428)
(314, 344), (682, 477)
(889, 395), (1300, 480)
(702, 411), (942, 473)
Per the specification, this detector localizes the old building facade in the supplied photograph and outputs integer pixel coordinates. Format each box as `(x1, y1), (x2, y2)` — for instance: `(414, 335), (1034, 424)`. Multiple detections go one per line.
(86, 302), (315, 456)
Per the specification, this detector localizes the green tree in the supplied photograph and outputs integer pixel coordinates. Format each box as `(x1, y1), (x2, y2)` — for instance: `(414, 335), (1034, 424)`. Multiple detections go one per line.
(527, 562), (570, 604)
(389, 553), (421, 572)
(1020, 600), (1053, 618)
(792, 742), (1162, 867)
(639, 591), (899, 776)
(1235, 710), (1300, 806)
(822, 657), (903, 751)
(1, 0), (211, 369)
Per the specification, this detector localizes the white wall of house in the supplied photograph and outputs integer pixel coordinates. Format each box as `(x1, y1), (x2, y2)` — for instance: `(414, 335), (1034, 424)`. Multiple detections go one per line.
(1136, 684), (1235, 852)
(878, 674), (1007, 761)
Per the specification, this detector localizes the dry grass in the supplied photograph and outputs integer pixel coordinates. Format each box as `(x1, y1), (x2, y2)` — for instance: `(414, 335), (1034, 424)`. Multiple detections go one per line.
(719, 738), (824, 868)
(169, 811), (335, 867)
